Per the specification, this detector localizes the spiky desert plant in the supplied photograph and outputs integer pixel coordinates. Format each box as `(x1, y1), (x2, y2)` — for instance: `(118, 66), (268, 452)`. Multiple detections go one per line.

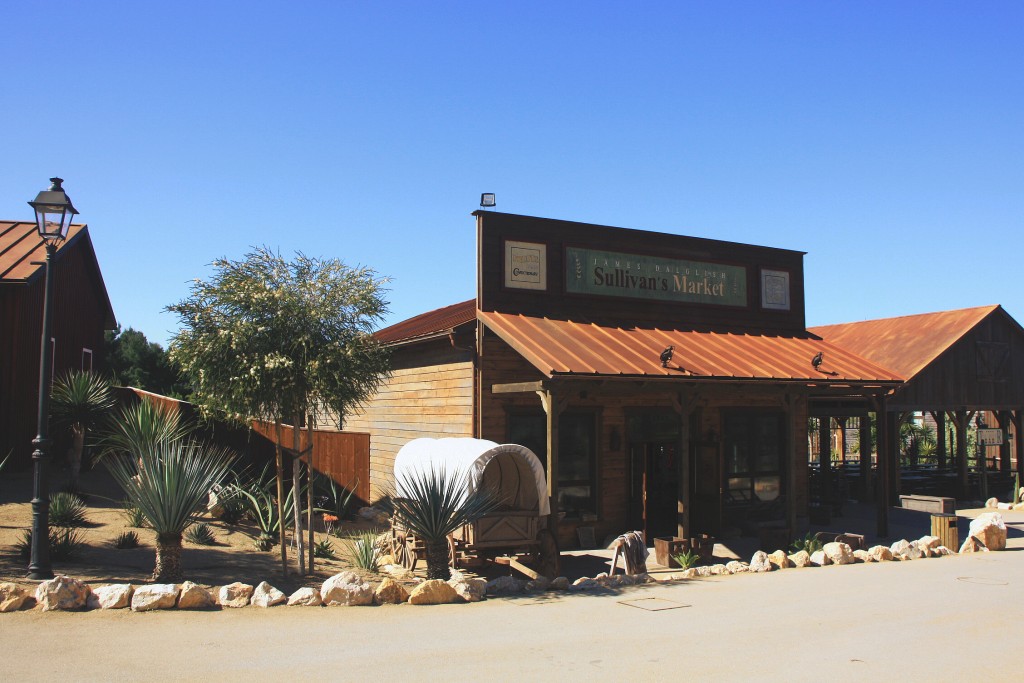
(314, 538), (337, 560)
(672, 549), (701, 569)
(48, 491), (89, 528)
(790, 532), (823, 555)
(17, 527), (84, 561)
(102, 398), (192, 461)
(50, 370), (116, 488)
(105, 418), (235, 582)
(121, 499), (148, 528)
(342, 531), (379, 571)
(390, 466), (501, 580)
(113, 530), (140, 549)
(184, 522), (217, 546)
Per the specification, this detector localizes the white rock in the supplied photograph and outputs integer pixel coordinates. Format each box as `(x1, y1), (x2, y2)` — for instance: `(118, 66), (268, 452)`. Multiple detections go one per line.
(918, 535), (941, 551)
(934, 546), (953, 556)
(679, 568), (698, 579)
(695, 566), (713, 577)
(708, 564), (728, 575)
(853, 549), (871, 563)
(549, 576), (570, 591)
(997, 502), (1013, 510)
(868, 545), (893, 562)
(823, 542), (854, 565)
(725, 560), (749, 574)
(810, 550), (829, 566)
(890, 539), (912, 560)
(571, 578), (600, 590)
(486, 575), (526, 595)
(131, 584), (179, 612)
(287, 587), (323, 606)
(218, 582), (254, 608)
(374, 578), (410, 604)
(768, 550), (792, 569)
(408, 579), (458, 605)
(177, 582), (215, 609)
(250, 581), (286, 608)
(749, 551), (773, 572)
(35, 575), (91, 611)
(321, 572), (373, 606)
(788, 551), (812, 568)
(985, 497), (999, 509)
(968, 512), (1007, 551)
(89, 584), (133, 610)
(0, 582), (31, 612)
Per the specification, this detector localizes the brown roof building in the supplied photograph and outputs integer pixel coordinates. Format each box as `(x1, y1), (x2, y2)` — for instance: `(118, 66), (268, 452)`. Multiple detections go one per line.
(1, 221), (116, 468)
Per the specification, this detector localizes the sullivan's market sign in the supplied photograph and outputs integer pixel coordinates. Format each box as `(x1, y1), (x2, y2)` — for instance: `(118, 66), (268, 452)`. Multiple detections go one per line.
(565, 247), (746, 306)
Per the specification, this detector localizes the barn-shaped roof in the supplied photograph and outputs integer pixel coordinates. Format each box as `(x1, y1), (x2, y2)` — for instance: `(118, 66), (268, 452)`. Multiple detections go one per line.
(811, 305), (1024, 410)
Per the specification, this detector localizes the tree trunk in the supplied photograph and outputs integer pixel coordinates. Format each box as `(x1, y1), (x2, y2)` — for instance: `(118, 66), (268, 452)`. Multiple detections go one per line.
(425, 539), (452, 580)
(69, 424), (85, 489)
(154, 533), (184, 583)
(306, 419), (314, 574)
(292, 412), (305, 576)
(275, 420), (288, 577)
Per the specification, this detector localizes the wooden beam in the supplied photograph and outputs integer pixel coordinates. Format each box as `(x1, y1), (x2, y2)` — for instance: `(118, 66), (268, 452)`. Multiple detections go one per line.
(874, 397), (889, 537)
(508, 557), (540, 580)
(783, 393), (798, 535)
(541, 390), (561, 525)
(492, 381), (547, 394)
(671, 392), (701, 538)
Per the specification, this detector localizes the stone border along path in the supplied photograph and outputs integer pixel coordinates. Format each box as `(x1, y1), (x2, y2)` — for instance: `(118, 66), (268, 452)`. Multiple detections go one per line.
(0, 512), (1008, 613)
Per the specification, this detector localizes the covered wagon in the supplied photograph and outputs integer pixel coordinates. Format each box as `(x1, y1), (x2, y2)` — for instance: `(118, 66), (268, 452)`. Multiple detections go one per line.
(390, 437), (560, 578)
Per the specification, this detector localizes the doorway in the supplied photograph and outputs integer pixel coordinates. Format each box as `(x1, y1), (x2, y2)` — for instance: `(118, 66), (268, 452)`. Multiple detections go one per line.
(627, 412), (681, 540)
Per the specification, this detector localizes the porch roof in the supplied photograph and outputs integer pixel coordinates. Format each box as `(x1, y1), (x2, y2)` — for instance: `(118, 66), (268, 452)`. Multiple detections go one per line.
(480, 310), (903, 385)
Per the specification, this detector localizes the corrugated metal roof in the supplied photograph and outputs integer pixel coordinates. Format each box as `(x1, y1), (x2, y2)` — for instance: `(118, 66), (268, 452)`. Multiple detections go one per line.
(810, 305), (1001, 380)
(0, 221), (88, 282)
(480, 310), (903, 383)
(376, 298), (476, 344)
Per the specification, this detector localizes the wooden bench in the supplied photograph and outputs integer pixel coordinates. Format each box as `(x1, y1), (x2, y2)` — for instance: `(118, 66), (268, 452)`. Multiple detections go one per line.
(899, 494), (955, 514)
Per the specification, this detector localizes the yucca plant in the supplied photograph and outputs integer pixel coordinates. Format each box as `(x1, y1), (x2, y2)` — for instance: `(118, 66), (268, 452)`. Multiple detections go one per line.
(314, 538), (337, 560)
(672, 549), (701, 569)
(121, 499), (148, 528)
(104, 400), (235, 582)
(50, 370), (116, 488)
(230, 480), (296, 550)
(113, 530), (140, 549)
(102, 398), (192, 461)
(790, 532), (823, 555)
(17, 527), (84, 562)
(342, 531), (380, 571)
(185, 522), (217, 546)
(389, 467), (501, 580)
(49, 491), (89, 527)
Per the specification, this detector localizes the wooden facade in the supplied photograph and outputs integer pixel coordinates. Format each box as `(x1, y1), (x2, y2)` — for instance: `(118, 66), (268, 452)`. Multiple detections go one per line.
(355, 212), (898, 548)
(0, 224), (115, 470)
(344, 337), (474, 501)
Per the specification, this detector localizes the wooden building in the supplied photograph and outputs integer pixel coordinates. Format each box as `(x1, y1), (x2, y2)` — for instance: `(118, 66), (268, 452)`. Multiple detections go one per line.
(0, 221), (116, 469)
(810, 306), (1024, 521)
(346, 212), (901, 548)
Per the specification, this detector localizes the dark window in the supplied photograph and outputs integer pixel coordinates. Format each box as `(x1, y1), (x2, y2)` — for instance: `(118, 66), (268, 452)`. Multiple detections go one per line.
(507, 411), (597, 517)
(723, 411), (784, 503)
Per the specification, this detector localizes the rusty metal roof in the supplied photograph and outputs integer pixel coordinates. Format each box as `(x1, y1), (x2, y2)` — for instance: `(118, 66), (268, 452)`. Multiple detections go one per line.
(809, 305), (1001, 380)
(0, 221), (88, 282)
(480, 310), (903, 384)
(376, 298), (476, 344)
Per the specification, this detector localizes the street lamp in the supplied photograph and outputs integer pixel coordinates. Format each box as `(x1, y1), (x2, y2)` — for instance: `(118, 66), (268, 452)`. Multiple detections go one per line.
(26, 177), (78, 580)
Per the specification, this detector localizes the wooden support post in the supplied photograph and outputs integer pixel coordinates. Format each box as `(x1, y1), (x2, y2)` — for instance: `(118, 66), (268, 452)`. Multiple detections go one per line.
(783, 394), (798, 535)
(672, 392), (700, 539)
(934, 411), (947, 471)
(1014, 410), (1024, 481)
(997, 410), (1012, 474)
(538, 390), (563, 528)
(274, 420), (288, 577)
(874, 398), (889, 538)
(818, 416), (832, 509)
(954, 410), (969, 499)
(859, 414), (872, 501)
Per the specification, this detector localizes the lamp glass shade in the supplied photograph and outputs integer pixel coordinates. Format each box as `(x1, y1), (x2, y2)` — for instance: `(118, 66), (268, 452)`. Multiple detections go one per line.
(480, 192), (496, 207)
(28, 178), (78, 242)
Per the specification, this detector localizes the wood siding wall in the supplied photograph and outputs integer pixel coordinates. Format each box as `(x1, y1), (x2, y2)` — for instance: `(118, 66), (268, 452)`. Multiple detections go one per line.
(890, 310), (1024, 410)
(479, 329), (810, 548)
(344, 338), (474, 501)
(0, 240), (112, 469)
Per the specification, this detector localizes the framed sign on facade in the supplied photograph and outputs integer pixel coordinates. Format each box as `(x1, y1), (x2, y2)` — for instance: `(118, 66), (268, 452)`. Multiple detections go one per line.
(504, 240), (547, 290)
(761, 269), (790, 311)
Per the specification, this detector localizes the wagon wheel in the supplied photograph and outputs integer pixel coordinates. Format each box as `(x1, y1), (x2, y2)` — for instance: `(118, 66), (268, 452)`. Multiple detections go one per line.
(392, 530), (418, 572)
(536, 527), (561, 579)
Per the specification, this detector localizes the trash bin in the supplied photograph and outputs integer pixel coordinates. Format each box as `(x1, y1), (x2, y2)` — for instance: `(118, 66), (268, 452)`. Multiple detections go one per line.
(930, 513), (959, 550)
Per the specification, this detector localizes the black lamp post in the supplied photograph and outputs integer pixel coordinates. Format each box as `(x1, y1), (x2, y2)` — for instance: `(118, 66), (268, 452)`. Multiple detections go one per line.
(26, 177), (78, 580)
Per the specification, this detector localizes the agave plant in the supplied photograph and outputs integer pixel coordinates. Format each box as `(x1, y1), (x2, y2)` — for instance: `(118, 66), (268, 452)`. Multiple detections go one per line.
(790, 532), (823, 555)
(390, 466), (501, 580)
(50, 370), (116, 488)
(48, 491), (89, 528)
(104, 402), (235, 582)
(102, 398), (192, 461)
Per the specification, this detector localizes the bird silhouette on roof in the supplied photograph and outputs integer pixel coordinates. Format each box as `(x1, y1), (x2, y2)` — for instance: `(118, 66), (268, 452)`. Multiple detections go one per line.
(660, 345), (674, 368)
(811, 351), (823, 370)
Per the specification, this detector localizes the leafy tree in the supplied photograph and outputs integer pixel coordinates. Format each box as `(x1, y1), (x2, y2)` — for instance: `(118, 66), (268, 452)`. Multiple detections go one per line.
(103, 325), (190, 399)
(104, 400), (235, 582)
(166, 247), (390, 575)
(50, 370), (116, 488)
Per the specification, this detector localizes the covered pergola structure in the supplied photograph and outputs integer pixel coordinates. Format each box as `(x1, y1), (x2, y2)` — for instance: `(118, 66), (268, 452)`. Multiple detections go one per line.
(810, 305), (1024, 535)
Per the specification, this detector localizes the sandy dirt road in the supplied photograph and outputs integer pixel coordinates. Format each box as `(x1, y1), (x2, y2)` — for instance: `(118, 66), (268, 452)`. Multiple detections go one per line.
(5, 537), (1021, 683)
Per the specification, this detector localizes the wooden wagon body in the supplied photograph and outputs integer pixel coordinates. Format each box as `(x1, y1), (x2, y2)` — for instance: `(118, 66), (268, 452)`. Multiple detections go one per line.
(391, 438), (560, 578)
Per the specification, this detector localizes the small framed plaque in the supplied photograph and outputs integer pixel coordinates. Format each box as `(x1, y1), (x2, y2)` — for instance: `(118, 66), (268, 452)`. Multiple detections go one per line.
(761, 269), (790, 311)
(504, 240), (547, 290)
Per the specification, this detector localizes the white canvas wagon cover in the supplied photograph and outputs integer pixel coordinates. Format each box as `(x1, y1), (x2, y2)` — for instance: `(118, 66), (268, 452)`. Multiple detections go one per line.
(393, 438), (550, 516)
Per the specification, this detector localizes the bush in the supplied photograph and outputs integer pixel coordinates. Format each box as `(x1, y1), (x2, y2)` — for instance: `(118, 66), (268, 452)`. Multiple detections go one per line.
(790, 532), (823, 555)
(672, 549), (700, 569)
(49, 492), (88, 528)
(121, 499), (148, 528)
(17, 527), (84, 562)
(184, 523), (217, 546)
(113, 530), (140, 549)
(314, 538), (337, 560)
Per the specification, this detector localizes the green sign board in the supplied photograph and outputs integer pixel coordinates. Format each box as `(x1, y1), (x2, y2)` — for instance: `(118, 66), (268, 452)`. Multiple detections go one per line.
(565, 247), (747, 306)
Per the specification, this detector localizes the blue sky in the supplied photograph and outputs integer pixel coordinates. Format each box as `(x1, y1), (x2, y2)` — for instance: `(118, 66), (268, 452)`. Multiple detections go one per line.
(2, 2), (1021, 347)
